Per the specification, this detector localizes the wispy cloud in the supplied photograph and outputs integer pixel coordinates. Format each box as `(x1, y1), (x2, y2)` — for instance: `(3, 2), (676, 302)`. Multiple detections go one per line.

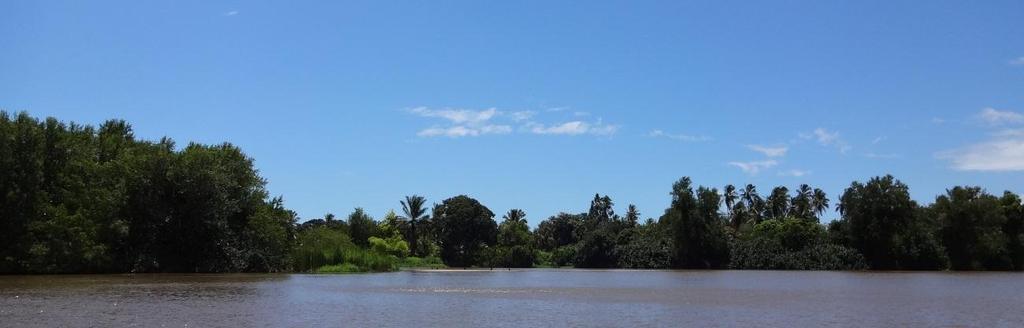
(728, 160), (778, 175)
(409, 106), (618, 138)
(939, 107), (1024, 171)
(747, 145), (788, 157)
(529, 120), (618, 136)
(417, 125), (511, 138)
(1010, 56), (1024, 66)
(978, 107), (1024, 126)
(410, 107), (499, 126)
(865, 152), (900, 159)
(649, 130), (711, 142)
(938, 139), (1024, 171)
(531, 121), (588, 135)
(509, 111), (536, 122)
(777, 169), (809, 177)
(801, 128), (851, 154)
(224, 10), (239, 16)
(931, 117), (946, 125)
(872, 136), (886, 144)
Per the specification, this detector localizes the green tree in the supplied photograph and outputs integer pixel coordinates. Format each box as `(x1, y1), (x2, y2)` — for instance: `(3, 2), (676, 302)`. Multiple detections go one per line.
(347, 208), (376, 248)
(399, 195), (430, 257)
(535, 213), (582, 251)
(934, 186), (1011, 270)
(493, 209), (534, 267)
(432, 195), (497, 267)
(765, 186), (790, 220)
(834, 175), (918, 270)
(660, 177), (729, 268)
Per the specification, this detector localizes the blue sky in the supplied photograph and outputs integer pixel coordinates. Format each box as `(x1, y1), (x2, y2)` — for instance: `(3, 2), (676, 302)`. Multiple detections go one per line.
(2, 1), (1023, 225)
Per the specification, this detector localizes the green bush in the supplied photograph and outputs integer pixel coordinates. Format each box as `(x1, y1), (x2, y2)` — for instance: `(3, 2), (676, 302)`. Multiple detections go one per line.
(369, 236), (410, 258)
(551, 245), (577, 267)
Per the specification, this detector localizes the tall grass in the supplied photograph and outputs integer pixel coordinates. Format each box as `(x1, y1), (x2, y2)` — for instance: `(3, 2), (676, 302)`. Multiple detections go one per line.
(291, 227), (399, 273)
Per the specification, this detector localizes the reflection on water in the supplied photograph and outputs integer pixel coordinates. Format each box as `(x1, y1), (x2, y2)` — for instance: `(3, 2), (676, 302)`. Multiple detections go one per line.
(1, 270), (1022, 327)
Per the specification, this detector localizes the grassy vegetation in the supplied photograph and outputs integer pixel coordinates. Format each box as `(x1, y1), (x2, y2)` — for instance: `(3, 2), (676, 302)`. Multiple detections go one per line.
(397, 256), (447, 269)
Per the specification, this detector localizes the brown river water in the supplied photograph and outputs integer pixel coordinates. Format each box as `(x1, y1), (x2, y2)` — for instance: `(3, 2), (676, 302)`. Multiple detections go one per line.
(0, 270), (1022, 327)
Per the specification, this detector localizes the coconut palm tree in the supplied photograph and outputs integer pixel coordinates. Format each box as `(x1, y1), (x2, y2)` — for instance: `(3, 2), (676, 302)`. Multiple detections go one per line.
(812, 188), (829, 220)
(792, 184), (814, 219)
(503, 208), (527, 225)
(400, 195), (430, 256)
(741, 184), (763, 224)
(724, 184), (738, 215)
(765, 186), (791, 220)
(624, 204), (640, 226)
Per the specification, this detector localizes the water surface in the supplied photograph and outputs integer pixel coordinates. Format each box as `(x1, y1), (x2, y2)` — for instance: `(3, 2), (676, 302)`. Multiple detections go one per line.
(1, 270), (1021, 327)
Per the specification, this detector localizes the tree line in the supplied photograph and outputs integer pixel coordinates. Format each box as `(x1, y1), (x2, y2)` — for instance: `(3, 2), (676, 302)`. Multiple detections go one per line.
(1, 112), (1022, 273)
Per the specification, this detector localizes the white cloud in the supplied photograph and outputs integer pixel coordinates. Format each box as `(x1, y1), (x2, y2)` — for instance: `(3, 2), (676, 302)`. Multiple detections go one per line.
(410, 107), (499, 126)
(931, 117), (946, 124)
(747, 145), (788, 157)
(530, 121), (589, 135)
(872, 136), (886, 144)
(865, 152), (900, 159)
(978, 107), (1024, 126)
(727, 160), (778, 175)
(801, 128), (851, 154)
(224, 10), (238, 16)
(777, 169), (809, 177)
(416, 125), (511, 138)
(546, 107), (569, 112)
(589, 122), (619, 136)
(409, 106), (617, 138)
(939, 139), (1024, 171)
(812, 128), (839, 144)
(1010, 57), (1024, 66)
(994, 129), (1024, 137)
(649, 130), (711, 142)
(509, 111), (535, 122)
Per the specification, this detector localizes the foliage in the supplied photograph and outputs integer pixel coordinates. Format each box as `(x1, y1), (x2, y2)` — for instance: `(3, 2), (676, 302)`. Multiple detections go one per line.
(431, 195), (498, 267)
(660, 178), (730, 268)
(399, 195), (431, 257)
(616, 223), (673, 269)
(832, 175), (919, 270)
(397, 256), (446, 269)
(934, 187), (1013, 270)
(0, 112), (296, 273)
(730, 218), (866, 270)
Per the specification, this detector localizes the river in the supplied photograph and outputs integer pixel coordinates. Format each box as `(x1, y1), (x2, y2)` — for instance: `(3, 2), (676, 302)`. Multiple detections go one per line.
(1, 270), (1022, 327)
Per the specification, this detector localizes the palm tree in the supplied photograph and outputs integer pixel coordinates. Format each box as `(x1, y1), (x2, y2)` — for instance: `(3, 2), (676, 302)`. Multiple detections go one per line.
(503, 209), (526, 225)
(723, 184), (738, 216)
(400, 195), (430, 257)
(624, 204), (640, 226)
(792, 184), (813, 219)
(812, 188), (829, 220)
(741, 184), (763, 224)
(766, 186), (791, 220)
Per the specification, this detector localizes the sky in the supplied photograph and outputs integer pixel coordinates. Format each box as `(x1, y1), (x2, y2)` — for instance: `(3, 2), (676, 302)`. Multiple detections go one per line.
(2, 1), (1023, 225)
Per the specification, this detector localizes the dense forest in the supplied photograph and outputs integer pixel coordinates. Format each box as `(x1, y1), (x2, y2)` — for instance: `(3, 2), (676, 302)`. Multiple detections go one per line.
(2, 112), (1022, 273)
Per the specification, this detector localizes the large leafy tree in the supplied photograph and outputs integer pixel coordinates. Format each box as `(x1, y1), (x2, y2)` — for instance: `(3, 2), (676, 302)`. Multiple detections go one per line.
(535, 213), (582, 251)
(1, 112), (297, 273)
(346, 208), (377, 248)
(834, 175), (918, 269)
(431, 195), (497, 267)
(399, 195), (430, 257)
(660, 177), (729, 268)
(934, 187), (1011, 270)
(493, 209), (534, 267)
